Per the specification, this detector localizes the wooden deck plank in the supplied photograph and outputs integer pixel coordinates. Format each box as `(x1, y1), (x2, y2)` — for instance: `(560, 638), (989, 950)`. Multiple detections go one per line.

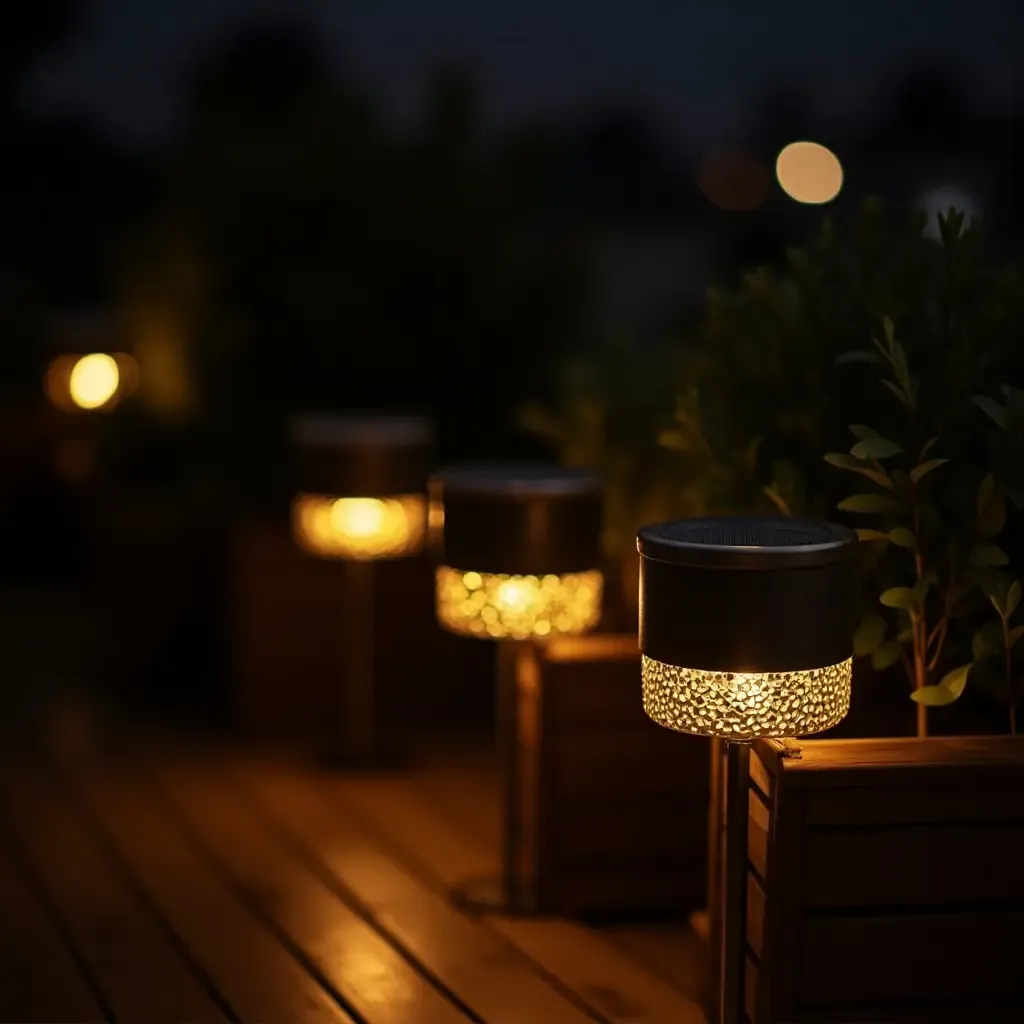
(301, 762), (705, 1024)
(0, 763), (232, 1024)
(0, 836), (108, 1023)
(407, 760), (708, 1018)
(146, 756), (474, 1024)
(231, 757), (602, 1024)
(64, 754), (358, 1024)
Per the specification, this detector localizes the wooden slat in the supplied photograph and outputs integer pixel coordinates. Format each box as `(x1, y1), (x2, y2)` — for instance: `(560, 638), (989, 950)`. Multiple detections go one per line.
(0, 838), (107, 1023)
(66, 756), (357, 1024)
(746, 872), (765, 959)
(147, 756), (471, 1024)
(230, 759), (598, 1024)
(320, 763), (707, 1024)
(746, 789), (769, 880)
(802, 823), (1024, 908)
(806, 784), (1024, 826)
(800, 912), (1024, 1005)
(0, 764), (231, 1024)
(603, 925), (708, 1004)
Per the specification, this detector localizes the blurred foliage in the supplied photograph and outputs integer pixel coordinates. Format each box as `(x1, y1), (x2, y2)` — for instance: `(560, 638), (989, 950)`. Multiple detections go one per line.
(823, 305), (1017, 734)
(517, 335), (687, 573)
(114, 24), (585, 516)
(661, 201), (1024, 523)
(801, 209), (1023, 731)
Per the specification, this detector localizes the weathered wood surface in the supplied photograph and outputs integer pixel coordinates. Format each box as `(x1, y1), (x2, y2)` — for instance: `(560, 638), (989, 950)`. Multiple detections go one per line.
(749, 735), (1024, 1024)
(511, 635), (709, 916)
(0, 700), (705, 1024)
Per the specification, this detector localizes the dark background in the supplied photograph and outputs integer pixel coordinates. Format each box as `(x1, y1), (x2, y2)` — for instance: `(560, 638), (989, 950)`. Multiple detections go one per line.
(1, 1), (1022, 730)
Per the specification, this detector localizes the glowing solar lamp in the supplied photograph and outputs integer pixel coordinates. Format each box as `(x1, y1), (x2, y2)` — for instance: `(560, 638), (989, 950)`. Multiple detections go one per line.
(637, 516), (856, 1024)
(44, 352), (138, 413)
(290, 415), (433, 765)
(432, 463), (604, 911)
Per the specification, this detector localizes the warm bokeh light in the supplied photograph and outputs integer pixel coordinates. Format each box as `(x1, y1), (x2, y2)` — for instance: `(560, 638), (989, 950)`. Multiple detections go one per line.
(44, 352), (138, 412)
(641, 656), (853, 739)
(436, 566), (603, 640)
(775, 141), (843, 205)
(697, 148), (771, 212)
(69, 353), (120, 409)
(292, 494), (426, 560)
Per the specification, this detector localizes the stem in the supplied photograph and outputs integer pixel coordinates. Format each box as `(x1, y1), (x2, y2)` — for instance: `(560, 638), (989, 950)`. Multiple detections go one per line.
(911, 502), (929, 738)
(1005, 619), (1017, 737)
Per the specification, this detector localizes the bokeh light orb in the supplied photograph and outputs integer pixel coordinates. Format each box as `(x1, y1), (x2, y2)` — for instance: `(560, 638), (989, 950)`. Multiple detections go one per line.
(292, 494), (427, 560)
(775, 141), (843, 205)
(69, 353), (120, 409)
(45, 351), (137, 412)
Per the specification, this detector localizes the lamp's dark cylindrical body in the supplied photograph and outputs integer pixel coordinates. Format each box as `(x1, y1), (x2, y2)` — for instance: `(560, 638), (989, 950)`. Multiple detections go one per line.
(638, 516), (857, 673)
(290, 415), (433, 497)
(431, 463), (603, 576)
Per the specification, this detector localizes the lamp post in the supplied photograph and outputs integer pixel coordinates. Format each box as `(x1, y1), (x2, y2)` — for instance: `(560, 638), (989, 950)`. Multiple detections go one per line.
(431, 462), (604, 913)
(290, 414), (433, 767)
(637, 516), (856, 1024)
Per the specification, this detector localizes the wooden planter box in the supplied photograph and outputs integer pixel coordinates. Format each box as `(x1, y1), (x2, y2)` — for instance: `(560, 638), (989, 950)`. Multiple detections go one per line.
(231, 521), (491, 740)
(744, 736), (1024, 1023)
(510, 634), (709, 916)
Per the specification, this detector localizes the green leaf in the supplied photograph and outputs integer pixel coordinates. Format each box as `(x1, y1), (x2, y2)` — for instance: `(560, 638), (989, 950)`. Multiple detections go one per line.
(881, 379), (910, 404)
(762, 485), (791, 516)
(938, 663), (972, 700)
(871, 641), (903, 670)
(849, 424), (879, 441)
(880, 586), (917, 609)
(851, 437), (903, 460)
(920, 437), (940, 460)
(1008, 581), (1021, 618)
(991, 594), (1005, 616)
(972, 394), (1008, 430)
(889, 527), (917, 549)
(854, 614), (888, 656)
(1010, 625), (1024, 649)
(824, 453), (893, 489)
(976, 473), (1006, 538)
(856, 528), (890, 543)
(838, 494), (897, 514)
(969, 544), (1009, 567)
(911, 685), (958, 706)
(883, 316), (896, 348)
(910, 459), (948, 483)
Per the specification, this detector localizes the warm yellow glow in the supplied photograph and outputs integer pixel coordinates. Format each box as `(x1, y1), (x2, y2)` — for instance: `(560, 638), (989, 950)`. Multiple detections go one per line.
(69, 353), (120, 409)
(436, 566), (603, 640)
(641, 656), (852, 739)
(45, 352), (137, 412)
(775, 141), (843, 205)
(428, 498), (445, 543)
(292, 494), (426, 560)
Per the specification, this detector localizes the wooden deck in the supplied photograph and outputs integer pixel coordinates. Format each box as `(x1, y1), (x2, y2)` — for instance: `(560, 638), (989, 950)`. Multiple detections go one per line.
(0, 698), (708, 1024)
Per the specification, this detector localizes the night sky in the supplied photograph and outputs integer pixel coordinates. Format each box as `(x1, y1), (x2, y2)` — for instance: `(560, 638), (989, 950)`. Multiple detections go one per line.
(26, 0), (1023, 146)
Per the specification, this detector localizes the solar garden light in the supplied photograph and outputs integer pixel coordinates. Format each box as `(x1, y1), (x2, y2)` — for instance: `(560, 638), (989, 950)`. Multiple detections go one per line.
(290, 414), (433, 766)
(637, 516), (857, 1024)
(432, 463), (604, 912)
